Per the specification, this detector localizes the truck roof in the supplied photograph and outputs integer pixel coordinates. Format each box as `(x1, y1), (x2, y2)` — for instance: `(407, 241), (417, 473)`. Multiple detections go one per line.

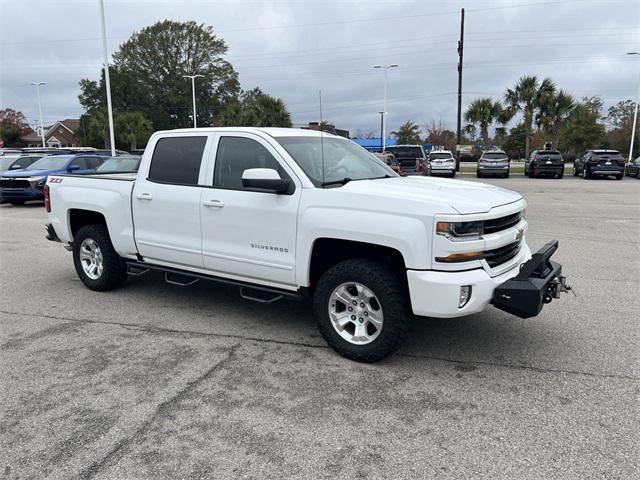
(153, 127), (343, 139)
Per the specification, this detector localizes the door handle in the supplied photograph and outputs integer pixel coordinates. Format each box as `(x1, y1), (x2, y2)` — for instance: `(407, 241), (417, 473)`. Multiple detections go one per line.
(203, 199), (224, 208)
(135, 192), (153, 200)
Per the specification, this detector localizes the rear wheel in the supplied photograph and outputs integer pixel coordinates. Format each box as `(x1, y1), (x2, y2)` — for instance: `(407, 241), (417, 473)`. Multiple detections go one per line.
(72, 224), (127, 291)
(584, 166), (591, 179)
(504, 170), (510, 178)
(9, 200), (25, 205)
(616, 174), (623, 180)
(476, 171), (482, 178)
(557, 171), (564, 179)
(573, 165), (578, 176)
(313, 259), (411, 362)
(450, 171), (456, 178)
(528, 165), (535, 178)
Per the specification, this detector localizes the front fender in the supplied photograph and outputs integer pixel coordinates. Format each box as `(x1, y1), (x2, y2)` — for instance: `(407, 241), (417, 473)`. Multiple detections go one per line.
(296, 206), (431, 286)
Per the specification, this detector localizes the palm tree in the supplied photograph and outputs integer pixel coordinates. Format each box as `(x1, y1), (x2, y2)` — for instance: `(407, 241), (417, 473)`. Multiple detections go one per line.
(536, 90), (574, 148)
(114, 111), (152, 151)
(464, 98), (504, 148)
(88, 107), (110, 149)
(391, 121), (421, 145)
(504, 76), (556, 158)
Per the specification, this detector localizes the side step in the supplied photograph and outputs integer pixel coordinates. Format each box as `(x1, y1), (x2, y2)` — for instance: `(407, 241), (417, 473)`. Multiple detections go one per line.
(124, 260), (302, 304)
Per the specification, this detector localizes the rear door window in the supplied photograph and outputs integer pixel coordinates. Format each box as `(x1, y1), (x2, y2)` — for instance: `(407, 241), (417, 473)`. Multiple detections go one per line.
(148, 136), (207, 185)
(430, 153), (453, 160)
(536, 151), (562, 159)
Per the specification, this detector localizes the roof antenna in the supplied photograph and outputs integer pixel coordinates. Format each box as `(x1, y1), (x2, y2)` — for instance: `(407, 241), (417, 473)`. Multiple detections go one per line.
(319, 90), (325, 185)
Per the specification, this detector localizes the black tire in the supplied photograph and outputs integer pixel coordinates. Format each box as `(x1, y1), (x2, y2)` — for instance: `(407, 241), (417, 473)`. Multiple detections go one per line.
(528, 166), (535, 178)
(504, 171), (510, 178)
(450, 171), (456, 178)
(616, 174), (623, 180)
(557, 171), (564, 179)
(9, 200), (25, 205)
(313, 259), (411, 362)
(573, 166), (578, 176)
(584, 167), (590, 179)
(72, 224), (127, 291)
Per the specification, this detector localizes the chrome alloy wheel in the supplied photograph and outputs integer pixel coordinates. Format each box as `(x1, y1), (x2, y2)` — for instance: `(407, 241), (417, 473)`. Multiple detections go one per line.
(328, 282), (384, 345)
(79, 238), (104, 280)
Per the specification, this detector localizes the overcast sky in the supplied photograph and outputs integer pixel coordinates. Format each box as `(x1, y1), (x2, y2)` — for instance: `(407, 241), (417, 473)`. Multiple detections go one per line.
(1, 0), (638, 136)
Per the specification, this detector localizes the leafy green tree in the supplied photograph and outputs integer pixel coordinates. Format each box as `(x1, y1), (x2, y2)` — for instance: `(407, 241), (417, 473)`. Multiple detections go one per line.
(559, 97), (606, 156)
(607, 99), (636, 128)
(217, 88), (291, 127)
(79, 20), (240, 130)
(605, 99), (639, 157)
(0, 108), (31, 146)
(501, 123), (528, 159)
(391, 121), (421, 145)
(87, 108), (111, 149)
(536, 89), (574, 148)
(464, 98), (504, 148)
(504, 76), (556, 158)
(115, 111), (152, 151)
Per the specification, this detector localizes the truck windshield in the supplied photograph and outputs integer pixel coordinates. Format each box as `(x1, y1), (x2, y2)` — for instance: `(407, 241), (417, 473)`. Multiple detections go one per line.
(26, 155), (73, 170)
(276, 136), (396, 187)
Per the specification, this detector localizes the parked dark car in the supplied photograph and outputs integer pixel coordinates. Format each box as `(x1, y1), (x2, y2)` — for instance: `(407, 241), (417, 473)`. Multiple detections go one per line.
(477, 150), (510, 178)
(0, 154), (105, 204)
(573, 150), (625, 180)
(525, 150), (564, 178)
(624, 156), (640, 178)
(0, 154), (44, 174)
(383, 145), (427, 175)
(95, 155), (142, 173)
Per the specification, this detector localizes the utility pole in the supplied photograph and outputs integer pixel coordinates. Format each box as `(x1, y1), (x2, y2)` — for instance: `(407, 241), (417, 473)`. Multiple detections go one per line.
(183, 75), (205, 128)
(99, 0), (116, 156)
(455, 7), (465, 172)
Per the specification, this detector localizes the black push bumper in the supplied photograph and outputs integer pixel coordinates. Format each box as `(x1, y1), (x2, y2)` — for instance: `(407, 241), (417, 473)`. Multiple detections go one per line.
(492, 240), (570, 318)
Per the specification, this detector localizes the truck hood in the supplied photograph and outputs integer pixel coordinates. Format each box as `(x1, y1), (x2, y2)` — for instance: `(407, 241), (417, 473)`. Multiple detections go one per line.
(1, 168), (62, 178)
(340, 176), (523, 214)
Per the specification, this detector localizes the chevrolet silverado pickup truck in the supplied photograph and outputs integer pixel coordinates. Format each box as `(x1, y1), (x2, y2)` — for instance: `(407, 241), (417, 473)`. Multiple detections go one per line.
(45, 128), (570, 362)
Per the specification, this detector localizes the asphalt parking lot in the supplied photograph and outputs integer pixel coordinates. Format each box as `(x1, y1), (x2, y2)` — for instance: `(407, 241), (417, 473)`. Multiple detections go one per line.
(1, 175), (638, 479)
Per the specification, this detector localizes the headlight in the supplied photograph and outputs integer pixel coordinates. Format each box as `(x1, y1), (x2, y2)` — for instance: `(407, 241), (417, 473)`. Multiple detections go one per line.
(29, 176), (46, 187)
(436, 221), (483, 239)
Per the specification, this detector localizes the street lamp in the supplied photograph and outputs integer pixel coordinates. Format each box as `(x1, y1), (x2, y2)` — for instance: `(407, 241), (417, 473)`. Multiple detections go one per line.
(99, 0), (116, 157)
(183, 75), (205, 128)
(627, 52), (639, 162)
(29, 82), (46, 147)
(373, 64), (398, 151)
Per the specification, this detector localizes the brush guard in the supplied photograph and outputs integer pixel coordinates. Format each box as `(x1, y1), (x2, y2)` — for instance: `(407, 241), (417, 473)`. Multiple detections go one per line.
(492, 240), (571, 319)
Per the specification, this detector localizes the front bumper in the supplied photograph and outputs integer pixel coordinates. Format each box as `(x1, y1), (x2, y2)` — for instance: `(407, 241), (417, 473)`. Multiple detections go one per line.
(407, 240), (568, 319)
(0, 187), (44, 201)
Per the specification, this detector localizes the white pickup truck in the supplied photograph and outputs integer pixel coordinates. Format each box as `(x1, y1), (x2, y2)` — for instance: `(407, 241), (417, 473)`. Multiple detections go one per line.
(45, 127), (570, 362)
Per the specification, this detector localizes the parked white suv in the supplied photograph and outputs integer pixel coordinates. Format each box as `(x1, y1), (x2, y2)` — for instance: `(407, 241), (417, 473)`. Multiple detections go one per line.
(428, 149), (456, 177)
(45, 128), (570, 362)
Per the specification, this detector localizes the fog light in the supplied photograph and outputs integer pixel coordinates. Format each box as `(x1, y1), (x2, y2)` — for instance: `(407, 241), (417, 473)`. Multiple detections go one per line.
(459, 285), (472, 308)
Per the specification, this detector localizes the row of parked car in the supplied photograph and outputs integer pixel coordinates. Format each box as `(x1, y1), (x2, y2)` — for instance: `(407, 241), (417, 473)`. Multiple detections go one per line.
(374, 145), (638, 181)
(0, 148), (141, 205)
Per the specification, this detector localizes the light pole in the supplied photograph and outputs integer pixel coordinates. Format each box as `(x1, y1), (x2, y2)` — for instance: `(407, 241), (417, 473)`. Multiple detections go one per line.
(373, 64), (398, 151)
(29, 82), (46, 147)
(627, 52), (639, 162)
(183, 75), (204, 128)
(99, 0), (116, 156)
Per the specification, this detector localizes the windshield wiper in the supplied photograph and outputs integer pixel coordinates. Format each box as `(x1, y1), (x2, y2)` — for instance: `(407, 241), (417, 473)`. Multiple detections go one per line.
(321, 177), (352, 187)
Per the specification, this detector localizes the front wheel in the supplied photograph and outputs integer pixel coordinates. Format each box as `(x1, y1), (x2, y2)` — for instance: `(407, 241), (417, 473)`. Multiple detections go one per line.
(313, 259), (411, 362)
(528, 166), (535, 178)
(73, 224), (127, 291)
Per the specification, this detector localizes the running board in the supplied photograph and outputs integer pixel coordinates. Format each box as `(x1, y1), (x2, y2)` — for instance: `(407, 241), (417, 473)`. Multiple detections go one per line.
(124, 261), (301, 303)
(239, 287), (283, 304)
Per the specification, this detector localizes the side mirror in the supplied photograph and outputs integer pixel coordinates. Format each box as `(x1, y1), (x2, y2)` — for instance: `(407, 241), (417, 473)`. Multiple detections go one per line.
(67, 164), (80, 172)
(241, 168), (291, 194)
(9, 164), (23, 170)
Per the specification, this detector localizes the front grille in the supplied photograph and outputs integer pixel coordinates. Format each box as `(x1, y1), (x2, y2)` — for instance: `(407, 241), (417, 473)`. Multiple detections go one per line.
(484, 211), (522, 234)
(0, 179), (30, 189)
(484, 241), (521, 267)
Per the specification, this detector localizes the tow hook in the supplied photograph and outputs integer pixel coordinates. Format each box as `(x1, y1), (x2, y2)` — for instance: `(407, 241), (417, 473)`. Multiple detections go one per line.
(544, 275), (573, 304)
